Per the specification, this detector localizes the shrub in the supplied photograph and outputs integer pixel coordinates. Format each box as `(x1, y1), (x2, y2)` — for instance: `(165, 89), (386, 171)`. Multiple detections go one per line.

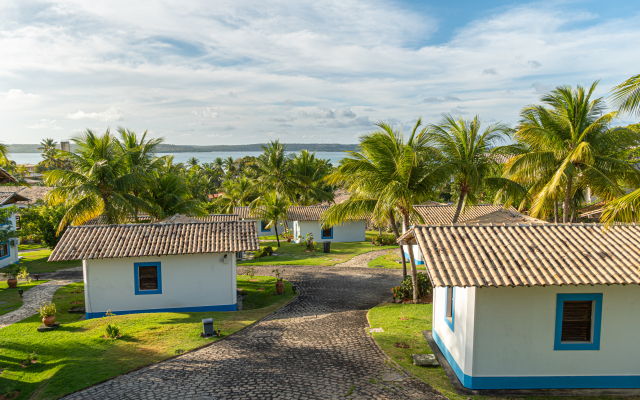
(105, 323), (121, 339)
(37, 301), (56, 318)
(372, 235), (396, 246)
(391, 273), (432, 299)
(253, 246), (274, 259)
(298, 233), (317, 251)
(4, 264), (20, 280)
(263, 246), (274, 256)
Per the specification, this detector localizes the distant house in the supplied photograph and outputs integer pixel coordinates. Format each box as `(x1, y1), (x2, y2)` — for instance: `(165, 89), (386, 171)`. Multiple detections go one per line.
(400, 224), (640, 390)
(404, 204), (545, 265)
(288, 205), (366, 243)
(234, 206), (287, 237)
(48, 221), (259, 319)
(0, 167), (18, 184)
(0, 192), (30, 268)
(16, 186), (54, 205)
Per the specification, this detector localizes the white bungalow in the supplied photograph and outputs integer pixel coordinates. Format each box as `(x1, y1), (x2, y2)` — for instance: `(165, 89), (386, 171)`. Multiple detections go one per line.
(48, 220), (259, 319)
(0, 191), (30, 268)
(233, 206), (288, 237)
(399, 223), (640, 390)
(404, 204), (545, 265)
(288, 205), (366, 243)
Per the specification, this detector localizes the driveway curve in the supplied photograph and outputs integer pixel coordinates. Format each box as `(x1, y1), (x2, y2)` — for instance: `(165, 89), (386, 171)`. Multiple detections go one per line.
(64, 265), (445, 400)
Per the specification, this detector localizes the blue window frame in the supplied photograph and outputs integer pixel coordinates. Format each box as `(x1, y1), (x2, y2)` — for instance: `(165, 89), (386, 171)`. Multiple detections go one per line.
(260, 221), (270, 232)
(0, 241), (9, 260)
(554, 293), (602, 350)
(321, 226), (333, 239)
(445, 287), (454, 331)
(134, 262), (162, 295)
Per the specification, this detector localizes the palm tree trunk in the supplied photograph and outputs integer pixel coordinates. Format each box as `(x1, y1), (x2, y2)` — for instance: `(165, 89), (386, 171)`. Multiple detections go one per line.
(403, 213), (419, 303)
(389, 209), (407, 279)
(378, 226), (382, 236)
(554, 197), (558, 223)
(452, 191), (467, 223)
(274, 224), (280, 247)
(563, 179), (573, 223)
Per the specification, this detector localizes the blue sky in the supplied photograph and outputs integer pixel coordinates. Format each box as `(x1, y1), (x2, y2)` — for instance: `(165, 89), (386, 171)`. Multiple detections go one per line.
(0, 0), (639, 145)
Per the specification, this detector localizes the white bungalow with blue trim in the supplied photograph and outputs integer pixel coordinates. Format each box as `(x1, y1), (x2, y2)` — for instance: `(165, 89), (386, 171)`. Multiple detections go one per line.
(234, 206), (290, 237)
(288, 205), (366, 243)
(48, 220), (259, 319)
(400, 223), (640, 390)
(0, 191), (30, 268)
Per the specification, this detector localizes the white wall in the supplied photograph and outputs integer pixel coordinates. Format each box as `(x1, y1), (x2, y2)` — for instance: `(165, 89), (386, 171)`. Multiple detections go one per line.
(473, 285), (640, 378)
(0, 206), (19, 268)
(433, 286), (476, 377)
(83, 252), (237, 318)
(293, 220), (366, 243)
(246, 218), (289, 237)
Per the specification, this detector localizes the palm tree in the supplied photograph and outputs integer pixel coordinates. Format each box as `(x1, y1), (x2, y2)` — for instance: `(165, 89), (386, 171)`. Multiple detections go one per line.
(45, 129), (151, 231)
(504, 82), (640, 222)
(290, 150), (334, 205)
(323, 119), (446, 299)
(0, 141), (11, 165)
(116, 127), (165, 174)
(38, 138), (57, 152)
(249, 140), (300, 198)
(142, 172), (204, 218)
(251, 192), (289, 247)
(218, 177), (255, 213)
(427, 114), (509, 223)
(213, 157), (225, 175)
(610, 74), (640, 116)
(187, 157), (200, 169)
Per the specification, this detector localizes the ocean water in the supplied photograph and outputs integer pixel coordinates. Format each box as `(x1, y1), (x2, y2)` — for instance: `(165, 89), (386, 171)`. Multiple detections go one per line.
(9, 151), (349, 166)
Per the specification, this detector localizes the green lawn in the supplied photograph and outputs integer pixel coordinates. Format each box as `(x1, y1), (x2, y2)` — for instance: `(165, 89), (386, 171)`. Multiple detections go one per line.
(368, 303), (625, 400)
(0, 275), (296, 399)
(0, 280), (49, 316)
(239, 240), (395, 266)
(367, 250), (426, 270)
(18, 249), (81, 274)
(18, 243), (48, 251)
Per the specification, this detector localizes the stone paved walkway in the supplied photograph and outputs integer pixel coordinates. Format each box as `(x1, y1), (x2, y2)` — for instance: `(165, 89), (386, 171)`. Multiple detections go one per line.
(0, 279), (81, 329)
(64, 266), (445, 400)
(334, 248), (399, 268)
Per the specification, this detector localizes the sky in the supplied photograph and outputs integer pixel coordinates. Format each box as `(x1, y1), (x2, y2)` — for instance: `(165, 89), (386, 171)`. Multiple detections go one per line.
(1, 0), (639, 146)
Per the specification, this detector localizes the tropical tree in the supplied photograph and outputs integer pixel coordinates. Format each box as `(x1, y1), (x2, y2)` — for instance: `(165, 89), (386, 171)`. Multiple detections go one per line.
(251, 192), (289, 247)
(187, 157), (200, 169)
(290, 150), (334, 205)
(38, 138), (57, 153)
(45, 129), (151, 231)
(249, 140), (300, 198)
(218, 176), (255, 213)
(116, 127), (165, 175)
(503, 82), (640, 222)
(0, 141), (9, 165)
(142, 172), (204, 218)
(610, 74), (640, 116)
(427, 114), (509, 223)
(213, 157), (225, 175)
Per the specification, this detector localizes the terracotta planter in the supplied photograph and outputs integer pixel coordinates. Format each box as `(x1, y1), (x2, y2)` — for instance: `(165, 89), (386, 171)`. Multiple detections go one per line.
(275, 280), (284, 295)
(7, 279), (17, 289)
(43, 315), (56, 326)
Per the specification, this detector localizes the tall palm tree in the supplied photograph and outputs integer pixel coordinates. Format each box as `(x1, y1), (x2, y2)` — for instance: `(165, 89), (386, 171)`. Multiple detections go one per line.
(610, 74), (640, 116)
(142, 172), (204, 218)
(116, 127), (165, 174)
(45, 129), (151, 231)
(0, 141), (11, 165)
(323, 119), (447, 299)
(218, 176), (255, 213)
(187, 157), (200, 169)
(504, 82), (640, 222)
(251, 192), (289, 247)
(290, 150), (334, 205)
(249, 140), (300, 198)
(427, 114), (509, 223)
(213, 157), (225, 175)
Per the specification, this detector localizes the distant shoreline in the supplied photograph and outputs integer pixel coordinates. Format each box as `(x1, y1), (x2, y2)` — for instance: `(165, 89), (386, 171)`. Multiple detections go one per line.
(6, 143), (358, 153)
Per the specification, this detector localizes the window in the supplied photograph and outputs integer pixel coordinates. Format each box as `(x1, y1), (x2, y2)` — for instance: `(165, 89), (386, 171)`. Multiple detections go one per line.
(0, 242), (9, 259)
(260, 221), (270, 232)
(15, 215), (21, 231)
(134, 262), (162, 295)
(444, 287), (454, 331)
(554, 293), (602, 350)
(321, 226), (333, 239)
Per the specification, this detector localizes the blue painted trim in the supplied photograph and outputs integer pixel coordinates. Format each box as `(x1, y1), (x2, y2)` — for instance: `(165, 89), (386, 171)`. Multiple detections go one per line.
(444, 287), (455, 331)
(554, 293), (603, 350)
(321, 226), (333, 239)
(432, 329), (640, 389)
(134, 262), (162, 295)
(260, 220), (271, 232)
(0, 241), (10, 260)
(85, 303), (238, 319)
(403, 251), (425, 265)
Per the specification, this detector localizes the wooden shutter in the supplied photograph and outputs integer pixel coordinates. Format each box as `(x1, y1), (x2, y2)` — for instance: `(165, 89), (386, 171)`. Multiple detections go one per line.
(561, 301), (592, 342)
(138, 265), (158, 290)
(322, 227), (332, 237)
(446, 288), (453, 318)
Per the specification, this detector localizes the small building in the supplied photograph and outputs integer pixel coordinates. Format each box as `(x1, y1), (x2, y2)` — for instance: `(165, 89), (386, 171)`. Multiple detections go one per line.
(48, 220), (259, 319)
(405, 205), (545, 265)
(288, 205), (366, 243)
(234, 206), (287, 237)
(0, 192), (30, 268)
(399, 223), (640, 390)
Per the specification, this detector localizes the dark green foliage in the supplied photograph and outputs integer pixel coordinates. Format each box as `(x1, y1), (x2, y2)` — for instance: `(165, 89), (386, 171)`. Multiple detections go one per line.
(19, 204), (68, 249)
(391, 273), (432, 299)
(371, 235), (396, 246)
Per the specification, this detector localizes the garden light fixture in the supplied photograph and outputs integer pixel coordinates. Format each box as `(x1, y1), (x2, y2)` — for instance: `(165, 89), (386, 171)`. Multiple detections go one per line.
(18, 288), (23, 298)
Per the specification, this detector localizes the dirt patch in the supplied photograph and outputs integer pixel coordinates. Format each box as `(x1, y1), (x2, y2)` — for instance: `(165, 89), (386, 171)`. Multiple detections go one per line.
(393, 342), (410, 349)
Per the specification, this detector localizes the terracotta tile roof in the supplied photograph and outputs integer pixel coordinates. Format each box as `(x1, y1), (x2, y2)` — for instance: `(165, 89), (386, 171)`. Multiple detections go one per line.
(0, 167), (18, 184)
(48, 221), (259, 261)
(400, 224), (640, 288)
(287, 205), (330, 221)
(157, 214), (239, 223)
(157, 214), (205, 224)
(83, 213), (152, 226)
(16, 186), (54, 205)
(199, 214), (240, 222)
(233, 206), (254, 219)
(0, 191), (30, 206)
(411, 204), (530, 225)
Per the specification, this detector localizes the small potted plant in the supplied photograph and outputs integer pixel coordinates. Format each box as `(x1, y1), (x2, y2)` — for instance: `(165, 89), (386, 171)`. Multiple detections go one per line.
(4, 264), (19, 288)
(37, 301), (56, 326)
(272, 268), (285, 295)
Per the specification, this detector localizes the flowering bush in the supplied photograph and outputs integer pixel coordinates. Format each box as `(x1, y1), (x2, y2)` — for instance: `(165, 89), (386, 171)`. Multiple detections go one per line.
(372, 235), (396, 246)
(391, 273), (432, 299)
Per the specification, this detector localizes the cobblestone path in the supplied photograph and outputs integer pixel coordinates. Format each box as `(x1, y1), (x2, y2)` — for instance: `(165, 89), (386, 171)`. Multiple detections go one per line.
(0, 279), (81, 329)
(335, 248), (399, 268)
(65, 266), (445, 400)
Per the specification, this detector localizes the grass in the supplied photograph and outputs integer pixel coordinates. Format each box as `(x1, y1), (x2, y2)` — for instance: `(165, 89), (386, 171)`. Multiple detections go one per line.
(0, 280), (49, 316)
(18, 243), (47, 251)
(0, 275), (296, 399)
(17, 249), (81, 274)
(368, 303), (627, 400)
(367, 250), (426, 270)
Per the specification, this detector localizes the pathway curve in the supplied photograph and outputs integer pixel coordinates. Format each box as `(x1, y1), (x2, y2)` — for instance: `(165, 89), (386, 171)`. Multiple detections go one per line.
(64, 266), (445, 400)
(0, 279), (81, 329)
(334, 248), (398, 268)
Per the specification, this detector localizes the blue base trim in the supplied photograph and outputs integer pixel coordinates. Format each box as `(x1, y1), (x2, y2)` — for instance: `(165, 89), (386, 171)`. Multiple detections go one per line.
(85, 303), (237, 319)
(432, 330), (640, 389)
(403, 252), (425, 265)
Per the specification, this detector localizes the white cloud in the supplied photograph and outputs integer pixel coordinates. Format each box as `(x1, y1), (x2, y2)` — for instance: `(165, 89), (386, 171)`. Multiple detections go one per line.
(482, 68), (498, 75)
(423, 95), (461, 103)
(5, 89), (40, 100)
(298, 107), (335, 119)
(326, 116), (372, 129)
(181, 133), (192, 137)
(27, 119), (63, 130)
(67, 106), (124, 122)
(335, 108), (356, 118)
(192, 107), (220, 118)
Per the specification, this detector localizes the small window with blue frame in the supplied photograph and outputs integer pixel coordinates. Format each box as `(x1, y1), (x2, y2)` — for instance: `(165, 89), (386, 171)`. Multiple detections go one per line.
(554, 293), (602, 350)
(321, 225), (333, 239)
(261, 221), (270, 232)
(0, 242), (8, 259)
(134, 262), (162, 295)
